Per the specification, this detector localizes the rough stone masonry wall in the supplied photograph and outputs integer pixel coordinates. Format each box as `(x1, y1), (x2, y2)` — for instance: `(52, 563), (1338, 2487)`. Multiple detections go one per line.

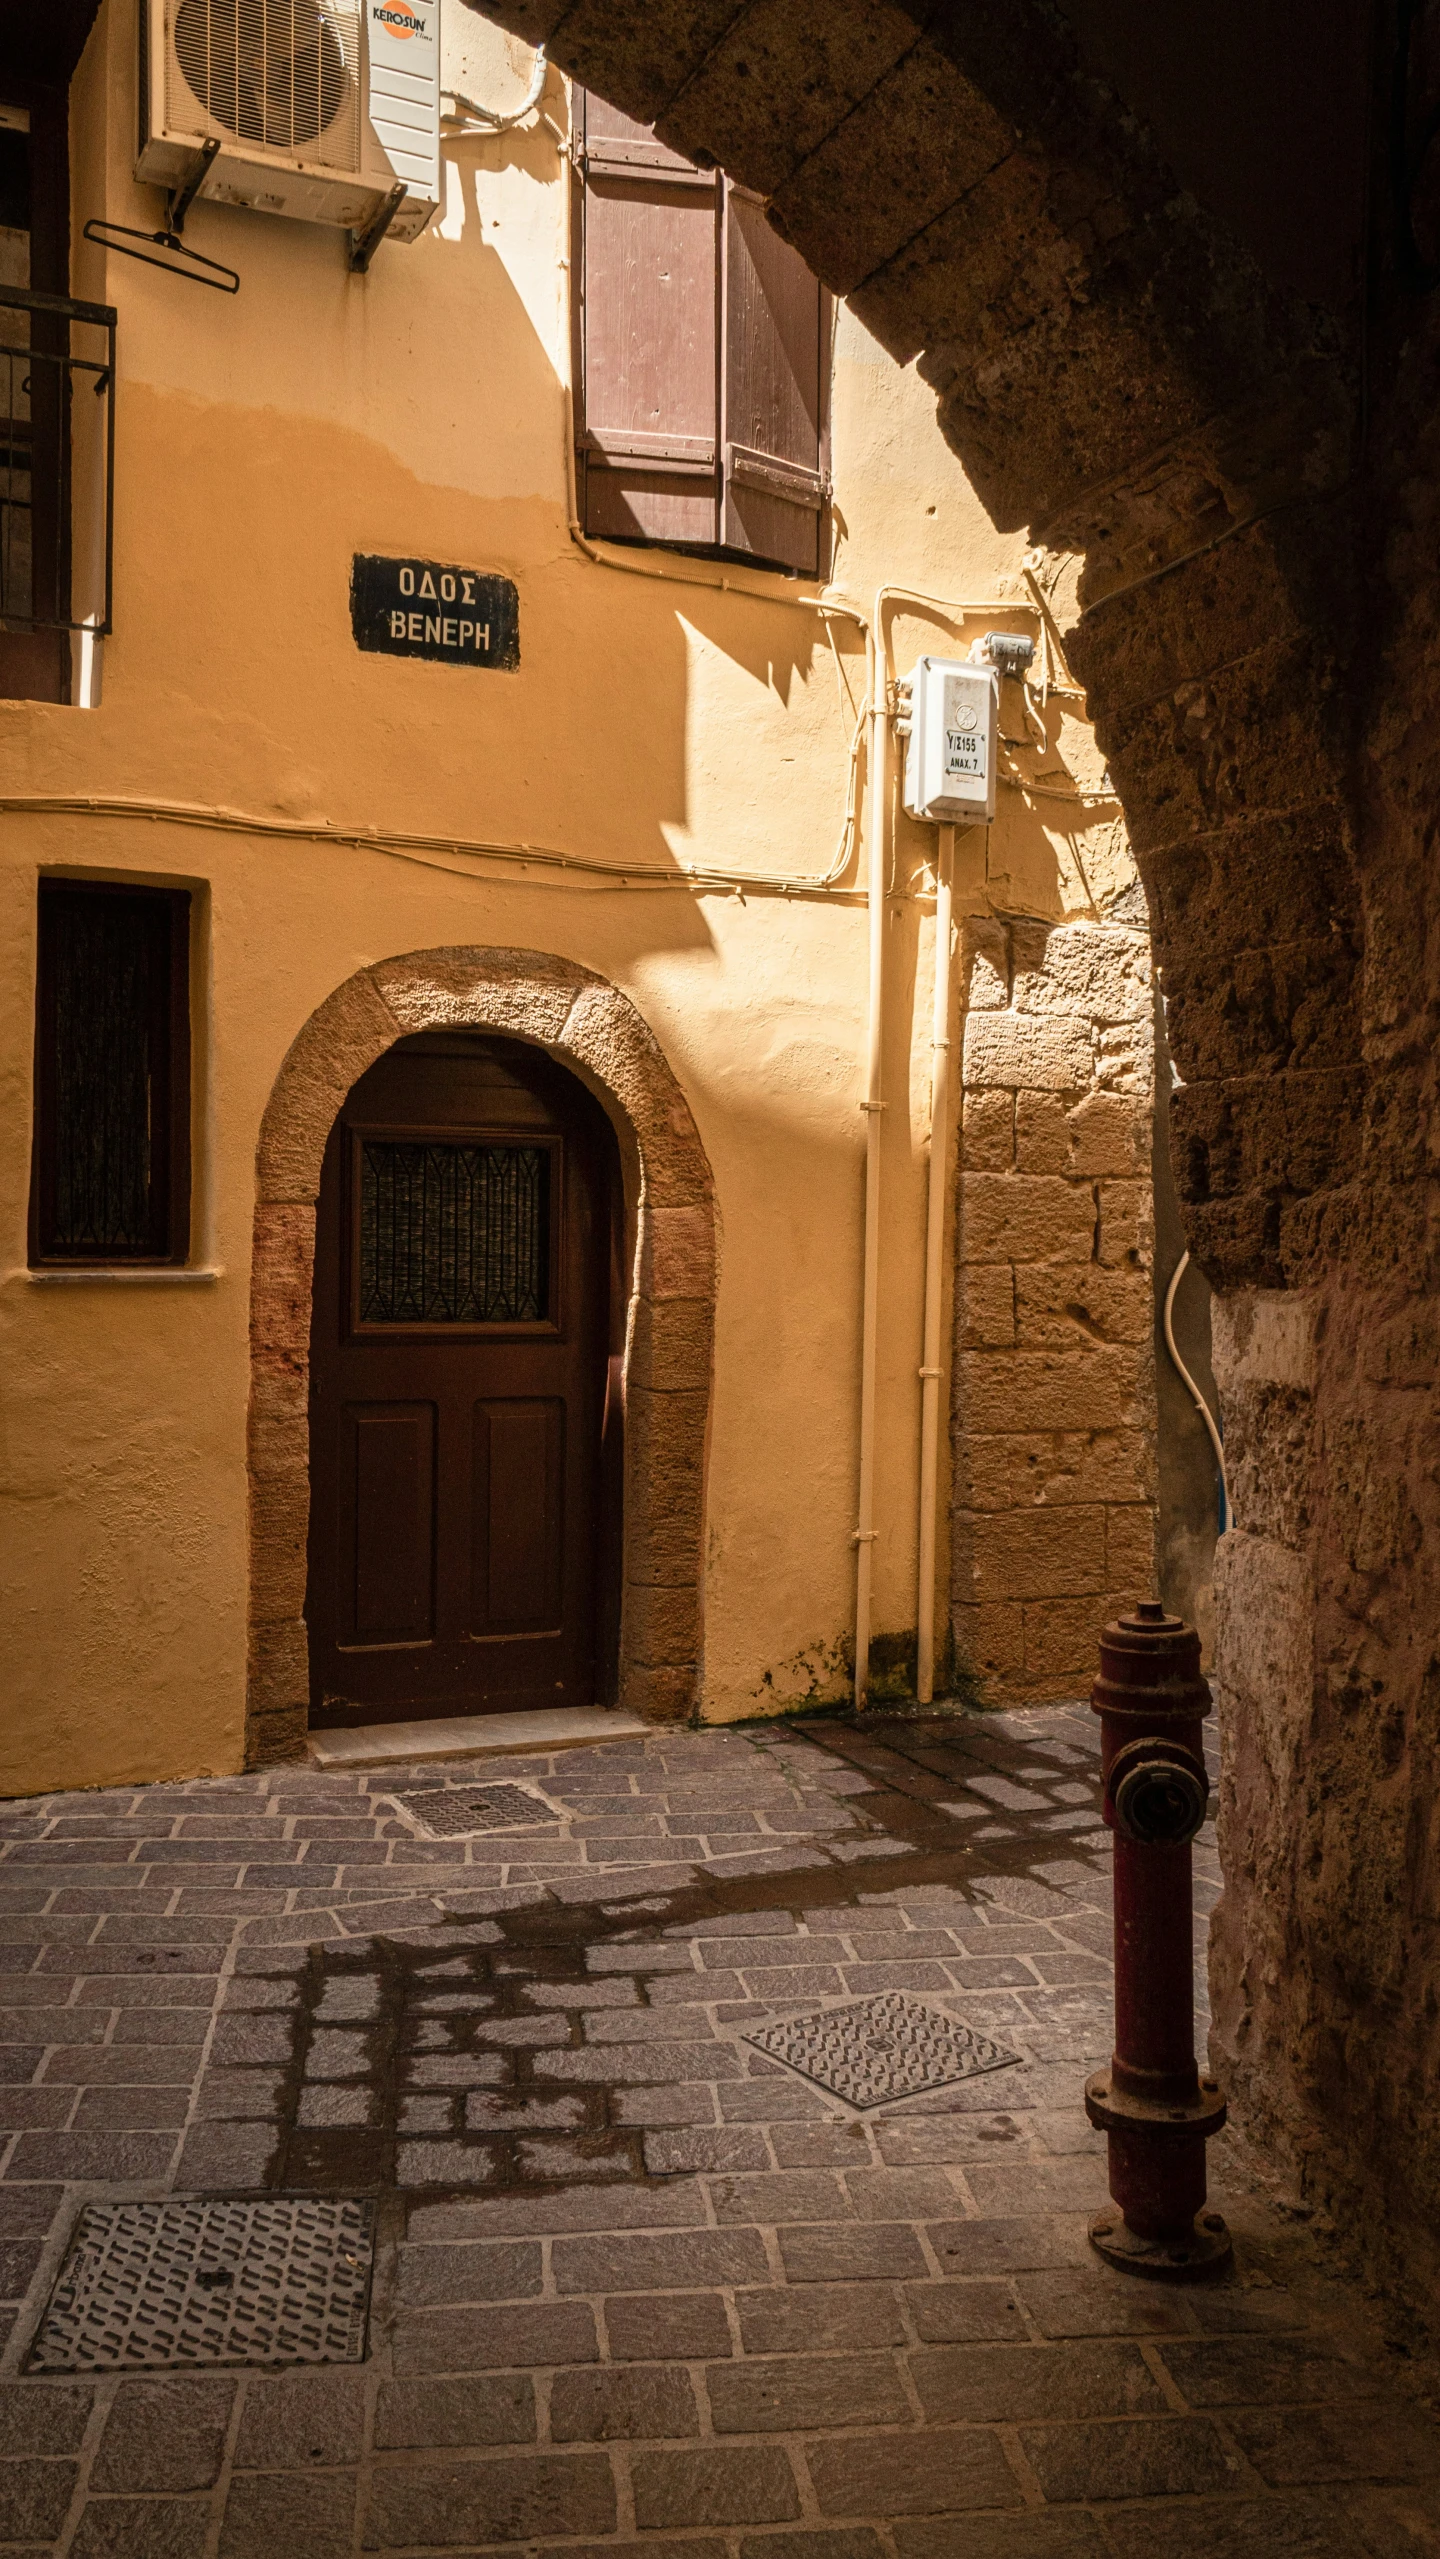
(952, 910), (1157, 1703)
(467, 0), (1440, 2323)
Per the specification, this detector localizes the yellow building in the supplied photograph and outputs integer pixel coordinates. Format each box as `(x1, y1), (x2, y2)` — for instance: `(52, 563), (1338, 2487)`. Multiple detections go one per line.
(0, 0), (1209, 1795)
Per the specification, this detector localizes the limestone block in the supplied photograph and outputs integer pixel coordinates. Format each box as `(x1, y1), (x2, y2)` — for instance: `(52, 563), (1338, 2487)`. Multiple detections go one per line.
(1012, 922), (1150, 1024)
(1021, 1593), (1132, 1680)
(248, 1475), (310, 1619)
(375, 947), (584, 1042)
(764, 31), (1015, 295)
(957, 1429), (1153, 1514)
(1100, 633), (1343, 860)
(959, 1265), (1014, 1349)
(959, 1173), (1096, 1265)
(962, 1090), (1014, 1170)
(951, 1600), (1024, 1680)
(957, 1504), (1108, 1603)
(962, 1348), (1145, 1435)
(630, 1476), (706, 1578)
(1360, 1304), (1440, 1388)
(1014, 1093), (1070, 1175)
(1213, 1529), (1314, 1796)
(963, 1008), (1092, 1092)
(639, 1204), (716, 1300)
(1095, 1018), (1154, 1094)
(244, 1703), (309, 1770)
(1143, 807), (1356, 962)
(622, 1664), (697, 1725)
(1212, 1287), (1317, 1393)
(660, 0), (919, 204)
(1164, 938), (1357, 1085)
(257, 975), (401, 1203)
(247, 1405), (309, 1483)
(247, 1348), (307, 1435)
(249, 1204), (316, 1366)
(1095, 1179), (1152, 1270)
(1105, 1503), (1158, 1593)
(625, 1582), (702, 1668)
(246, 1617), (308, 1718)
(1014, 1263), (1151, 1348)
(562, 984), (711, 1205)
(625, 1386), (707, 1504)
(628, 1298), (715, 1395)
(1066, 1093), (1150, 1178)
(960, 918), (1010, 1012)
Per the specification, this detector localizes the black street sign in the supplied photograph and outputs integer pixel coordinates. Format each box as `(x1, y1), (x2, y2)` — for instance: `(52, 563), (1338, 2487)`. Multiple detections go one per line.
(350, 554), (520, 669)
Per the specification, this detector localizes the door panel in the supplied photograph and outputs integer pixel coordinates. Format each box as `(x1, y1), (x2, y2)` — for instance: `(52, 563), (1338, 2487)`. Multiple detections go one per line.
(472, 1398), (564, 1634)
(345, 1403), (435, 1644)
(306, 1033), (619, 1725)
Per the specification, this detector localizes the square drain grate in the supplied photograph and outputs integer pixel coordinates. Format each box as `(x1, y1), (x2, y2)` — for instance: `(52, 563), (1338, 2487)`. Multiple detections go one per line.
(745, 1990), (1020, 2109)
(28, 2196), (374, 2374)
(389, 1784), (556, 1837)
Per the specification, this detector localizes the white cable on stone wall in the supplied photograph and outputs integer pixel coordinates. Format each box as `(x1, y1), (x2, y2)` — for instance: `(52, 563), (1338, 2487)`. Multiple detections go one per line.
(443, 44), (549, 133)
(1163, 1249), (1230, 1533)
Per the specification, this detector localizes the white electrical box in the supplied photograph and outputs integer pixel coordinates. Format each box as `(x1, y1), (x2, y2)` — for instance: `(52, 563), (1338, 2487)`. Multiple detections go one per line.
(899, 655), (999, 824)
(138, 0), (440, 246)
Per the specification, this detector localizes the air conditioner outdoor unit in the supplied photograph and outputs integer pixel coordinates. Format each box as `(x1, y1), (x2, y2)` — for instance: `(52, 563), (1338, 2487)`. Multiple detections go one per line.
(137, 0), (440, 247)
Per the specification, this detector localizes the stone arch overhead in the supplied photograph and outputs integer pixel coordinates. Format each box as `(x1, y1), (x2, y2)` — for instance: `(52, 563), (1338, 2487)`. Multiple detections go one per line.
(245, 946), (717, 1769)
(479, 0), (1365, 1294)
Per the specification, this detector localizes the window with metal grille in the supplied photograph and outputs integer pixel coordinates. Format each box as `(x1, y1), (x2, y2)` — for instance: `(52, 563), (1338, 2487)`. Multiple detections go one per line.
(30, 883), (192, 1265)
(357, 1139), (552, 1324)
(573, 89), (831, 576)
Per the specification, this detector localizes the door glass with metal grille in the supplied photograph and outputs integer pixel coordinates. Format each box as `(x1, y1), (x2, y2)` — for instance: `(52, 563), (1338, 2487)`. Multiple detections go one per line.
(353, 1133), (556, 1329)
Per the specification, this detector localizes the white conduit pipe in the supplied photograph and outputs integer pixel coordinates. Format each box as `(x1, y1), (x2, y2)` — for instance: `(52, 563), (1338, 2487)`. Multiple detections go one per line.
(1163, 1249), (1230, 1534)
(853, 659), (889, 1710)
(915, 822), (955, 1704)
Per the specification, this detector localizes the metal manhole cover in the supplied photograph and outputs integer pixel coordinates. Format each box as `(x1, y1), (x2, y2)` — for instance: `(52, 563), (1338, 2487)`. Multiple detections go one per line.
(744, 1991), (1020, 2109)
(389, 1784), (557, 1836)
(28, 2197), (374, 2373)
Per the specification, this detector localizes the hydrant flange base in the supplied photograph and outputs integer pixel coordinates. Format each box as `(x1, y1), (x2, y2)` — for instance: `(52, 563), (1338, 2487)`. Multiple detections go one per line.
(1088, 2206), (1233, 2282)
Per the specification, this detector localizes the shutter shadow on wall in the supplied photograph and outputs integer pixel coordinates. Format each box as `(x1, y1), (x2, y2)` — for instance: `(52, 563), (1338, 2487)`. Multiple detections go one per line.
(574, 90), (829, 577)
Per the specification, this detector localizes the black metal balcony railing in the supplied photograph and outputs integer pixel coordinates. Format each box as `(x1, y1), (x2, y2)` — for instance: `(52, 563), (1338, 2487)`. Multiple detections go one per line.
(0, 285), (116, 653)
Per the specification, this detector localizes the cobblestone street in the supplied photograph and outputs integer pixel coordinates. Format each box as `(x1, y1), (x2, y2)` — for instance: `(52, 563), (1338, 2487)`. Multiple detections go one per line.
(0, 1708), (1435, 2557)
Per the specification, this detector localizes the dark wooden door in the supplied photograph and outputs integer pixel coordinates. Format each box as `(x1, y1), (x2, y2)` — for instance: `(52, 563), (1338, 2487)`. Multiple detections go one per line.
(306, 1034), (620, 1726)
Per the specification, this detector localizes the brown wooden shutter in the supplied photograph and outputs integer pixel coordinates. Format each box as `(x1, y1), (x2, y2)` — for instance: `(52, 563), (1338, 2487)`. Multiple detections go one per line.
(574, 94), (830, 574)
(575, 89), (722, 548)
(722, 184), (828, 576)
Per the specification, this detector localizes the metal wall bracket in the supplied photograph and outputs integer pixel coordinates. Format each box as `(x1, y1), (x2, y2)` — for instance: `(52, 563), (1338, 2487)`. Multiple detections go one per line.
(167, 137), (220, 236)
(349, 185), (406, 275)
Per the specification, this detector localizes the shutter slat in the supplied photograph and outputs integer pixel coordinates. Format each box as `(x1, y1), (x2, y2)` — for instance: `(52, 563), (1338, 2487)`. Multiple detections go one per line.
(722, 189), (829, 575)
(575, 86), (721, 548)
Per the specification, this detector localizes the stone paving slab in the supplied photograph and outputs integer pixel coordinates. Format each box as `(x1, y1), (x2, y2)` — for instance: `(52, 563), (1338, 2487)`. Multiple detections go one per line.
(0, 1706), (1433, 2555)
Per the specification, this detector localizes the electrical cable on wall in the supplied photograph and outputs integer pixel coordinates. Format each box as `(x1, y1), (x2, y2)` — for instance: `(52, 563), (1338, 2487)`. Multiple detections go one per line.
(443, 45), (549, 135)
(1163, 1250), (1230, 1533)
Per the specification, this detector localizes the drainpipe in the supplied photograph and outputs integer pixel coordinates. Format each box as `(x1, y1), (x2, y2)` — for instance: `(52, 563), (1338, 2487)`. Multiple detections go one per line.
(853, 644), (888, 1710)
(915, 823), (954, 1704)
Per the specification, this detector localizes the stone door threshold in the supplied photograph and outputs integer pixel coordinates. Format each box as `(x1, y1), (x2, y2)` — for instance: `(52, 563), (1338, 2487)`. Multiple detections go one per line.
(307, 1705), (652, 1769)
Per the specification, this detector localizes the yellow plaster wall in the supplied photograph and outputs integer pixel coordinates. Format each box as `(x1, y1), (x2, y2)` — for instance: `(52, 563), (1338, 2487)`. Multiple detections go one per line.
(0, 4), (1145, 1791)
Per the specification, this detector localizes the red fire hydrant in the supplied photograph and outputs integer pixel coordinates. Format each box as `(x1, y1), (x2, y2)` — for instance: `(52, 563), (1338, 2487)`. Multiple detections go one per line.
(1085, 1601), (1231, 2278)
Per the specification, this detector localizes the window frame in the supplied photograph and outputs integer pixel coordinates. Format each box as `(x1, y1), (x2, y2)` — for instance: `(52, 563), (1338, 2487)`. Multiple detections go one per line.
(29, 878), (193, 1269)
(0, 76), (74, 703)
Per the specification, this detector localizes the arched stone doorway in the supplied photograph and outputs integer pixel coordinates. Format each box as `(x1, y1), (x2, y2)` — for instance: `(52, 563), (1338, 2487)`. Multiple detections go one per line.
(245, 946), (716, 1769)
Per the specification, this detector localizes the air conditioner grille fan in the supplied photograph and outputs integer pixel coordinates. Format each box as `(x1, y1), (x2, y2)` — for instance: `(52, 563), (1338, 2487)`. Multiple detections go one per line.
(168, 0), (362, 166)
